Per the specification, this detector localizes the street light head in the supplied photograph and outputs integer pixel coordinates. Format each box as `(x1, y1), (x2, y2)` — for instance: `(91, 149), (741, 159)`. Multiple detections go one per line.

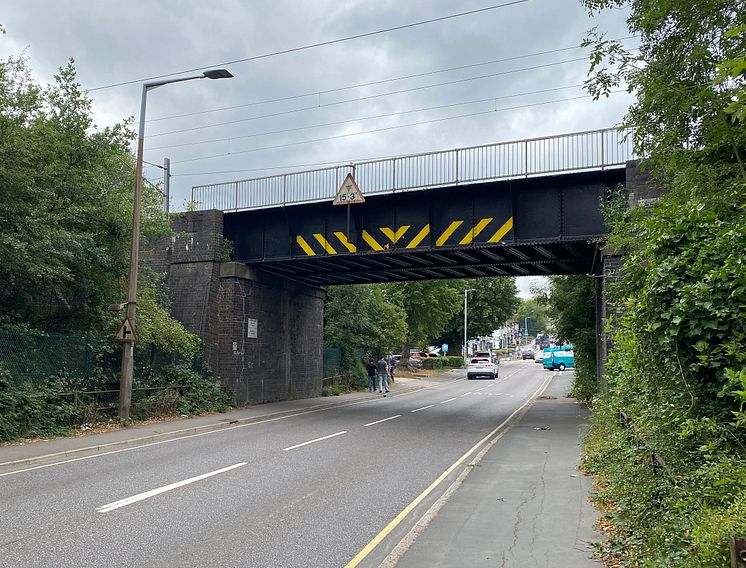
(203, 69), (234, 80)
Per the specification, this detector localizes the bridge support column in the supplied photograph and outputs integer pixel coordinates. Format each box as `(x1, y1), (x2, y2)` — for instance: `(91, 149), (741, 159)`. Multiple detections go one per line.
(595, 161), (668, 384)
(596, 251), (624, 386)
(142, 210), (324, 405)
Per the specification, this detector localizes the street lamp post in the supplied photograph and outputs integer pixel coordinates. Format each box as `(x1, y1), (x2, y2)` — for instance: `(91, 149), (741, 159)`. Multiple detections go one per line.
(119, 69), (234, 423)
(463, 288), (476, 358)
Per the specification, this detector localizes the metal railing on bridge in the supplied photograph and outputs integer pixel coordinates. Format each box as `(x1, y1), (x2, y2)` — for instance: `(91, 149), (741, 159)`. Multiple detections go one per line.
(192, 127), (635, 212)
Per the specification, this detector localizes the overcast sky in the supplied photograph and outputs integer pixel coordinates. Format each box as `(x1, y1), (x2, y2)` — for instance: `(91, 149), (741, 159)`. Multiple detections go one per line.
(1, 0), (634, 298)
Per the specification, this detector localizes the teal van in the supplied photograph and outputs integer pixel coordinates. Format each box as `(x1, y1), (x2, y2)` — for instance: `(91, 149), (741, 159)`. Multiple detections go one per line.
(542, 345), (575, 371)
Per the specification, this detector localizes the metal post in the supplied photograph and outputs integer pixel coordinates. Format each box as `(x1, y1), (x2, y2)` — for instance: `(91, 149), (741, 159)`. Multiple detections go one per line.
(163, 157), (170, 213)
(463, 288), (475, 358)
(523, 140), (528, 177)
(463, 290), (468, 358)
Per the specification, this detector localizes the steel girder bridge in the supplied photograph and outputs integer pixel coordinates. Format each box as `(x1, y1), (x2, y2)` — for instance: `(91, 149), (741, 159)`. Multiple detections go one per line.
(192, 128), (633, 286)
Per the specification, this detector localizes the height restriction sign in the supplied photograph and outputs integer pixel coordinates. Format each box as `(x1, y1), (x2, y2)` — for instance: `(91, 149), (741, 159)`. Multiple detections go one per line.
(333, 173), (365, 205)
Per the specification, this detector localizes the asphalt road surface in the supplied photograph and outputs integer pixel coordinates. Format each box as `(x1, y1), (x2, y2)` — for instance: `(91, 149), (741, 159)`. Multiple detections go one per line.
(1, 360), (553, 568)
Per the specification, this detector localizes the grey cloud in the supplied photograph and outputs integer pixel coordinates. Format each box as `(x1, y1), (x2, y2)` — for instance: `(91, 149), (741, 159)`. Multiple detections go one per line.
(1, 0), (633, 208)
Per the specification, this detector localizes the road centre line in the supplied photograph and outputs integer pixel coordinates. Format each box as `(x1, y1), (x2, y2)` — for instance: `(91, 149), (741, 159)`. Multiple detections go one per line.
(364, 415), (402, 427)
(475, 387), (485, 391)
(344, 372), (554, 568)
(282, 431), (347, 451)
(411, 405), (434, 413)
(439, 397), (458, 404)
(459, 392), (472, 397)
(0, 380), (455, 478)
(96, 462), (246, 513)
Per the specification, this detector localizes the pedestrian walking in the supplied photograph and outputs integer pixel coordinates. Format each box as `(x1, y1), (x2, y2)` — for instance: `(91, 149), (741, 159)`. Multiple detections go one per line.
(365, 361), (377, 392)
(387, 355), (396, 383)
(376, 356), (390, 396)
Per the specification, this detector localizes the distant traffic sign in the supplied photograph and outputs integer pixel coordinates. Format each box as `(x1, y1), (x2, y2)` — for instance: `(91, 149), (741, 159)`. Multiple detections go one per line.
(112, 316), (137, 343)
(333, 173), (365, 205)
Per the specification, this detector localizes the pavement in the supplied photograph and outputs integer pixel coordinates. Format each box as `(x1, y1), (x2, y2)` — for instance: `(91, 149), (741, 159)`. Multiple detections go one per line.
(391, 370), (600, 567)
(0, 369), (462, 471)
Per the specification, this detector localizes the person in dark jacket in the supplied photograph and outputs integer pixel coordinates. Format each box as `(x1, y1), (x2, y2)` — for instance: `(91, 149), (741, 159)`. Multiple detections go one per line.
(365, 361), (377, 392)
(376, 356), (390, 395)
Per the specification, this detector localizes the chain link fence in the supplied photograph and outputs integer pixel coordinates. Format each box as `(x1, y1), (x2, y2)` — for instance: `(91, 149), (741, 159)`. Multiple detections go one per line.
(0, 329), (201, 390)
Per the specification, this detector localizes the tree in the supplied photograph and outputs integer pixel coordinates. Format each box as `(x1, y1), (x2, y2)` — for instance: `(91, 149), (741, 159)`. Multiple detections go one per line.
(583, 0), (746, 184)
(435, 277), (519, 352)
(0, 56), (169, 332)
(324, 284), (407, 357)
(512, 298), (548, 337)
(385, 280), (462, 349)
(579, 2), (746, 565)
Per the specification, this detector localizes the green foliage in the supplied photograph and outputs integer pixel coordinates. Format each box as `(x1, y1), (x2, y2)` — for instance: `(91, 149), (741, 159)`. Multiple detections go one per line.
(324, 284), (407, 356)
(160, 364), (231, 416)
(0, 362), (232, 441)
(386, 280), (462, 348)
(0, 56), (169, 332)
(0, 367), (76, 440)
(435, 278), (519, 352)
(130, 284), (201, 358)
(512, 298), (549, 336)
(322, 385), (344, 397)
(220, 238), (235, 262)
(420, 356), (465, 370)
(582, 0), (746, 178)
(549, 275), (597, 401)
(579, 1), (746, 564)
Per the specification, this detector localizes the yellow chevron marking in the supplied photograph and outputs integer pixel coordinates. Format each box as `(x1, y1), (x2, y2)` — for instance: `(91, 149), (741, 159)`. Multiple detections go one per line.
(405, 225), (430, 249)
(334, 231), (357, 253)
(313, 234), (337, 254)
(487, 217), (514, 243)
(459, 218), (494, 245)
(296, 235), (316, 256)
(362, 230), (384, 251)
(436, 221), (464, 246)
(380, 226), (411, 244)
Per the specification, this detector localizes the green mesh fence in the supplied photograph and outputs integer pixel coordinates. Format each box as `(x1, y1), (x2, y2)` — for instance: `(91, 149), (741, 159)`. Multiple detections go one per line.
(323, 347), (342, 377)
(0, 329), (201, 388)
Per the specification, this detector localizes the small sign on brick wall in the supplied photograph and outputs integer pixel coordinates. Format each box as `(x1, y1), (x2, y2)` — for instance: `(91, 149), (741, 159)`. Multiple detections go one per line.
(247, 318), (258, 339)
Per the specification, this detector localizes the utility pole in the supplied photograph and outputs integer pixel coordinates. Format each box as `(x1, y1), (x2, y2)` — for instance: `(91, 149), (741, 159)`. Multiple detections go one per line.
(118, 69), (233, 423)
(163, 157), (171, 213)
(463, 288), (476, 358)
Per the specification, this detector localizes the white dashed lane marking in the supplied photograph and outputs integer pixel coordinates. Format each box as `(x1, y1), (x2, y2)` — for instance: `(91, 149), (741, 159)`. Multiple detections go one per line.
(364, 415), (401, 427)
(282, 431), (347, 451)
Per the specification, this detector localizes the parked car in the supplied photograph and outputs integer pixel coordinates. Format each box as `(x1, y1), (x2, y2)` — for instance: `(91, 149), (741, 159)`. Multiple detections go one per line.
(466, 357), (497, 380)
(542, 345), (575, 371)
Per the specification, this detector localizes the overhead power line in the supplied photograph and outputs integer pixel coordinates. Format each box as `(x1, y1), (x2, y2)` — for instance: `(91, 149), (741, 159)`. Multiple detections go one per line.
(87, 0), (530, 92)
(146, 84), (585, 152)
(147, 56), (588, 139)
(170, 90), (626, 167)
(147, 36), (637, 123)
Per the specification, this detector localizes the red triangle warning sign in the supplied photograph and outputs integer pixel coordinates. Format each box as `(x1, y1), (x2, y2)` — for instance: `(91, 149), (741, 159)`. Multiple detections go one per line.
(113, 316), (137, 343)
(333, 173), (365, 205)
